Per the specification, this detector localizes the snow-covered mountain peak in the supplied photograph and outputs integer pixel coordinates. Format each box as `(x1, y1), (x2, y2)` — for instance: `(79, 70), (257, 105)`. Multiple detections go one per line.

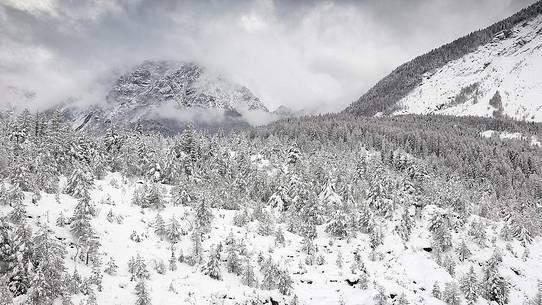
(393, 14), (542, 121)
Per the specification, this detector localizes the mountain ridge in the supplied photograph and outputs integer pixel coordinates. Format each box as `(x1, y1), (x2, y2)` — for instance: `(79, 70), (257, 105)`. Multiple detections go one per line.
(344, 1), (542, 119)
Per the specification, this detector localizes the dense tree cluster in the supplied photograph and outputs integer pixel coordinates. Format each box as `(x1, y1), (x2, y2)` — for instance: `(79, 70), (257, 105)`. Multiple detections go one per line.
(1, 109), (539, 304)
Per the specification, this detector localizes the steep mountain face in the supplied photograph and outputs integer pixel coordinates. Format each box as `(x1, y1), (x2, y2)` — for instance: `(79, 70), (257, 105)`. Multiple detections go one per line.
(345, 1), (542, 121)
(70, 60), (269, 133)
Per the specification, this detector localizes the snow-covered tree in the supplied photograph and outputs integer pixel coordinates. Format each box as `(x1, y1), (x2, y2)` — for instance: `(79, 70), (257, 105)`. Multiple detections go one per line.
(442, 282), (460, 305)
(195, 200), (213, 233)
(166, 216), (182, 243)
(260, 257), (278, 290)
(203, 245), (222, 280)
(431, 282), (441, 299)
(460, 266), (479, 305)
(241, 259), (257, 288)
(169, 250), (177, 271)
(27, 226), (68, 305)
(135, 279), (151, 305)
(456, 239), (471, 262)
(154, 213), (165, 240)
(128, 255), (150, 281)
(373, 285), (388, 305)
(104, 257), (118, 276)
(66, 165), (93, 199)
(277, 269), (293, 295)
(226, 242), (242, 275)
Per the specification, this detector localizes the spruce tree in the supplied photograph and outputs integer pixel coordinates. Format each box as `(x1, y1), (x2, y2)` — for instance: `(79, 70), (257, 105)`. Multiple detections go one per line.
(460, 266), (479, 305)
(195, 200), (213, 233)
(27, 226), (68, 305)
(456, 239), (471, 262)
(203, 245), (222, 280)
(135, 279), (151, 305)
(241, 259), (257, 288)
(442, 282), (460, 305)
(226, 242), (242, 275)
(104, 257), (118, 275)
(260, 257), (278, 290)
(154, 213), (165, 240)
(66, 165), (93, 199)
(169, 251), (177, 271)
(431, 282), (441, 299)
(166, 216), (181, 243)
(277, 269), (293, 296)
(373, 285), (388, 305)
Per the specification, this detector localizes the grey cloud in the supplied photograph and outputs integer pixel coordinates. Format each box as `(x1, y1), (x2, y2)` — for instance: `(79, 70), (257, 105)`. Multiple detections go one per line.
(0, 0), (537, 113)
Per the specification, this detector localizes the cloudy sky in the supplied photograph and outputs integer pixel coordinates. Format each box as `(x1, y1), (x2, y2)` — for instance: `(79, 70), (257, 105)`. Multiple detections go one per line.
(0, 0), (537, 112)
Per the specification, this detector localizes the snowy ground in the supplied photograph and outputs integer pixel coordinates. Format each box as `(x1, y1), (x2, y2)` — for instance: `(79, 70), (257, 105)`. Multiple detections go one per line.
(1, 170), (541, 305)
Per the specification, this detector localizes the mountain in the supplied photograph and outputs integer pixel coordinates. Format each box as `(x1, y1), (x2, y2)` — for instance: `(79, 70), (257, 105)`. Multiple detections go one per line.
(345, 1), (542, 121)
(65, 60), (269, 133)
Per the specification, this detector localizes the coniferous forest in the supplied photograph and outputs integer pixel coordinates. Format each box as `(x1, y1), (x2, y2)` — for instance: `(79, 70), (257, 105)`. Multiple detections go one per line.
(1, 110), (542, 304)
(3, 1), (542, 305)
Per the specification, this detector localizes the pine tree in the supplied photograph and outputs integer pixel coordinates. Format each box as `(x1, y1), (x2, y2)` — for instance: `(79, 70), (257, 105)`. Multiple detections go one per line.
(369, 226), (384, 250)
(275, 227), (286, 247)
(90, 259), (103, 292)
(460, 266), (479, 305)
(128, 255), (150, 281)
(442, 282), (460, 305)
(241, 259), (257, 288)
(154, 213), (165, 240)
(325, 198), (350, 238)
(512, 221), (533, 247)
(373, 285), (388, 305)
(27, 226), (68, 305)
(166, 216), (181, 243)
(135, 279), (151, 305)
(169, 251), (177, 271)
(70, 268), (83, 294)
(171, 184), (194, 206)
(257, 209), (276, 236)
(468, 220), (487, 247)
(336, 250), (343, 269)
(86, 289), (98, 305)
(66, 165), (94, 199)
(456, 239), (471, 262)
(261, 257), (278, 290)
(442, 255), (456, 277)
(226, 243), (242, 275)
(104, 257), (118, 275)
(277, 269), (293, 296)
(482, 251), (509, 305)
(396, 208), (414, 242)
(195, 200), (213, 232)
(203, 245), (222, 280)
(431, 282), (441, 300)
(56, 211), (67, 227)
(190, 228), (203, 265)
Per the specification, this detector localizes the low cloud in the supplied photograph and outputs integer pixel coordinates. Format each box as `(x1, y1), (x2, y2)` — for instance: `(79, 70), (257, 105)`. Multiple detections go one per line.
(0, 0), (537, 114)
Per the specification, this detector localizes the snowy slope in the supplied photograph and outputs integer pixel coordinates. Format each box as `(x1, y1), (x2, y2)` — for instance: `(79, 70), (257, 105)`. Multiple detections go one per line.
(393, 15), (542, 121)
(2, 168), (542, 305)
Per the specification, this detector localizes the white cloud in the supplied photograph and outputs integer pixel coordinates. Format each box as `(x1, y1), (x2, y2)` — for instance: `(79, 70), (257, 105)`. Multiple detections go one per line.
(0, 0), (538, 113)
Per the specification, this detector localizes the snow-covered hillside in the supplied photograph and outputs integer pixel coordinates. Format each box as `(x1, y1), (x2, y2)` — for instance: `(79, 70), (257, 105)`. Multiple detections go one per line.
(393, 15), (542, 121)
(2, 164), (542, 305)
